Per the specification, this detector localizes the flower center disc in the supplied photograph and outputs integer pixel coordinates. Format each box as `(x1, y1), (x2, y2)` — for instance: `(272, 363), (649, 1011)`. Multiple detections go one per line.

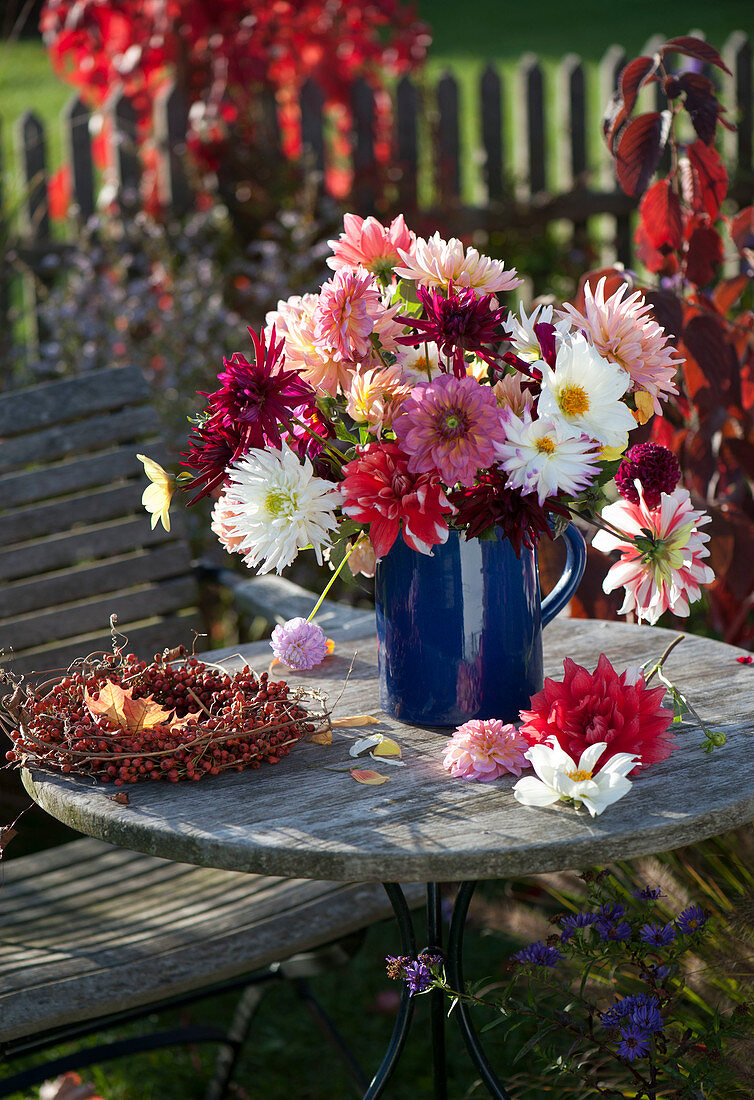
(535, 435), (556, 455)
(567, 768), (593, 782)
(558, 384), (590, 417)
(265, 489), (295, 518)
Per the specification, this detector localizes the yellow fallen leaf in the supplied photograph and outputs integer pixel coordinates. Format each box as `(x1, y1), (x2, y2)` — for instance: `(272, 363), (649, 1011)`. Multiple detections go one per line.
(309, 727), (333, 745)
(351, 768), (389, 785)
(332, 714), (381, 727)
(371, 737), (402, 758)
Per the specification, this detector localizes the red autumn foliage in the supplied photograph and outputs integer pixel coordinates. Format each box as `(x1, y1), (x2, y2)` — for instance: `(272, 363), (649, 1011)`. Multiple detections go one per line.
(40, 0), (431, 218)
(583, 35), (754, 647)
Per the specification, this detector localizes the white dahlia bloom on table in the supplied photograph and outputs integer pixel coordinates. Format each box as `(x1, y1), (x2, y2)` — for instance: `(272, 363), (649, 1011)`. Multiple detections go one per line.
(217, 444), (342, 575)
(537, 332), (636, 449)
(592, 487), (715, 625)
(495, 408), (602, 505)
(513, 738), (639, 817)
(394, 231), (524, 295)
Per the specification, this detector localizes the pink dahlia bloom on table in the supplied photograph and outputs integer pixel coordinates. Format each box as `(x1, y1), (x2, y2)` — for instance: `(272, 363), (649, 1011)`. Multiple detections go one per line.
(312, 267), (385, 363)
(519, 654), (676, 772)
(592, 488), (715, 625)
(340, 442), (455, 558)
(443, 719), (530, 781)
(394, 232), (524, 295)
(327, 213), (416, 280)
(393, 374), (506, 487)
(558, 277), (680, 415)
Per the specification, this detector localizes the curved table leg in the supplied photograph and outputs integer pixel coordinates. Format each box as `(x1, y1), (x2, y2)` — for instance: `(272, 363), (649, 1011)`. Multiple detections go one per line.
(363, 882), (417, 1099)
(446, 881), (512, 1100)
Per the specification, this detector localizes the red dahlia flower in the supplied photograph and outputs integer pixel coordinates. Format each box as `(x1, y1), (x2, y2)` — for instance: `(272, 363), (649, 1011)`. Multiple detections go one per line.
(181, 418), (249, 503)
(448, 466), (567, 557)
(397, 284), (509, 377)
(340, 442), (455, 558)
(519, 654), (675, 772)
(205, 326), (317, 449)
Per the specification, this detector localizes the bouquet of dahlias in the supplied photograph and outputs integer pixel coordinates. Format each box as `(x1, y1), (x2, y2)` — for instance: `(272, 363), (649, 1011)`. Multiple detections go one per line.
(155, 213), (714, 644)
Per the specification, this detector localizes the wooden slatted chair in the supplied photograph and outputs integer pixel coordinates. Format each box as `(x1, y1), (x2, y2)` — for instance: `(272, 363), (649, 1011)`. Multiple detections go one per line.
(0, 836), (422, 1098)
(0, 365), (203, 676)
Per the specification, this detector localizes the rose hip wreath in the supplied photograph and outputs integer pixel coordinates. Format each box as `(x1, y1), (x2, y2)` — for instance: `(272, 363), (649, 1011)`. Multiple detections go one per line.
(1, 646), (328, 785)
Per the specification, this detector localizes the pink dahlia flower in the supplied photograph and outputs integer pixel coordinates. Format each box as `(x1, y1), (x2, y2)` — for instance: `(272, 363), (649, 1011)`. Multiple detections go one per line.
(393, 374), (506, 487)
(592, 487), (715, 625)
(340, 442), (455, 559)
(270, 617), (329, 670)
(558, 276), (681, 414)
(312, 267), (384, 363)
(327, 213), (416, 280)
(519, 654), (675, 772)
(394, 232), (523, 295)
(443, 719), (530, 781)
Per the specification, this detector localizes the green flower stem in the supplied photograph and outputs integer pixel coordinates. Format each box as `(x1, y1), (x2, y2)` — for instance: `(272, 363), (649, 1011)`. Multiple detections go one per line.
(306, 538), (361, 624)
(643, 635), (686, 686)
(644, 635), (726, 752)
(287, 415), (345, 470)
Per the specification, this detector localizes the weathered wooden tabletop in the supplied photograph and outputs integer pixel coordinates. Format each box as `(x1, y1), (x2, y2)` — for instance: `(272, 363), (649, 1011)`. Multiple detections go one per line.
(23, 619), (754, 883)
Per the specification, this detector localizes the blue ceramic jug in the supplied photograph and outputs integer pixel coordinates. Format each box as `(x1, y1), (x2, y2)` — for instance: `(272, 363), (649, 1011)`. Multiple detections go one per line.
(374, 523), (587, 728)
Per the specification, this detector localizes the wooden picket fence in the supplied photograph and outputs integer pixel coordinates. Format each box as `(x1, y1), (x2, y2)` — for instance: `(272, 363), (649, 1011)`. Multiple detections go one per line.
(2, 31), (752, 361)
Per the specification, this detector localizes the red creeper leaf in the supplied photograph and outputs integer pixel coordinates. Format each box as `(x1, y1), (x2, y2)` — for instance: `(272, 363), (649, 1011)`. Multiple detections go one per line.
(661, 37), (732, 76)
(615, 111), (671, 196)
(605, 55), (659, 153)
(678, 72), (723, 145)
(730, 206), (754, 256)
(687, 141), (728, 220)
(685, 219), (724, 287)
(639, 179), (684, 251)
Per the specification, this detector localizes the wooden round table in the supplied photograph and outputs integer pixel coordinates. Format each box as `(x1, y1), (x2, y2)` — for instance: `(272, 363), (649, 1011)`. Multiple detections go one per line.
(23, 619), (754, 1099)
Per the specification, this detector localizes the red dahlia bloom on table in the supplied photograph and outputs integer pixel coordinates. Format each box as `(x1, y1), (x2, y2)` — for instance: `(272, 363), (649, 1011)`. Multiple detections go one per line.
(340, 442), (455, 558)
(519, 654), (675, 772)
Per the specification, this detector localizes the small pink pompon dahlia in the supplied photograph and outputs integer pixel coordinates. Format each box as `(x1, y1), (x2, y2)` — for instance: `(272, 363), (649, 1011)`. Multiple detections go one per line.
(592, 487), (715, 625)
(393, 374), (506, 487)
(340, 441), (455, 559)
(519, 654), (676, 772)
(327, 213), (416, 280)
(313, 267), (384, 363)
(443, 719), (530, 781)
(393, 232), (523, 295)
(558, 277), (680, 415)
(270, 617), (329, 671)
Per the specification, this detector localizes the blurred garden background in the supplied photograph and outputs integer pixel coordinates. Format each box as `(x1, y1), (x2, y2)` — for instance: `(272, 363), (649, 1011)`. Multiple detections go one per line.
(2, 1), (754, 1097)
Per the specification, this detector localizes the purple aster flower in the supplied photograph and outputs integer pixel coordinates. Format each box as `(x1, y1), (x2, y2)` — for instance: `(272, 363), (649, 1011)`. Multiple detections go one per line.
(597, 919), (632, 942)
(632, 885), (666, 900)
(631, 999), (665, 1034)
(397, 283), (509, 378)
(617, 1024), (651, 1061)
(393, 374), (507, 488)
(560, 911), (598, 942)
(205, 326), (317, 449)
(639, 921), (676, 947)
(676, 904), (708, 935)
(598, 902), (627, 922)
(270, 617), (329, 670)
(615, 443), (681, 509)
(512, 940), (563, 968)
(385, 952), (443, 995)
(641, 963), (672, 983)
(601, 993), (654, 1029)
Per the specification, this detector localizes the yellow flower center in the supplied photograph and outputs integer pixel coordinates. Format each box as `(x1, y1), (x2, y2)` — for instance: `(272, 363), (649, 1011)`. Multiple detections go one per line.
(558, 384), (590, 418)
(265, 489), (294, 518)
(535, 435), (556, 455)
(567, 768), (593, 782)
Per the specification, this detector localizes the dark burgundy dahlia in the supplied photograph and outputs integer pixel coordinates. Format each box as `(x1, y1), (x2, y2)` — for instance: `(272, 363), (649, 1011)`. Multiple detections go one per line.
(615, 443), (681, 510)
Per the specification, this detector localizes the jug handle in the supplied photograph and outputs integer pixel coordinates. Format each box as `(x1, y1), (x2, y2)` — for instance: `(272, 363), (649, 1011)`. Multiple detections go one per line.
(540, 522), (587, 627)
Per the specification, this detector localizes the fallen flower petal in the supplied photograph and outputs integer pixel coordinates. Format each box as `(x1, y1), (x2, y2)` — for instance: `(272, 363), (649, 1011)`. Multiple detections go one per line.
(351, 769), (390, 785)
(350, 734), (385, 756)
(372, 737), (402, 758)
(333, 716), (382, 729)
